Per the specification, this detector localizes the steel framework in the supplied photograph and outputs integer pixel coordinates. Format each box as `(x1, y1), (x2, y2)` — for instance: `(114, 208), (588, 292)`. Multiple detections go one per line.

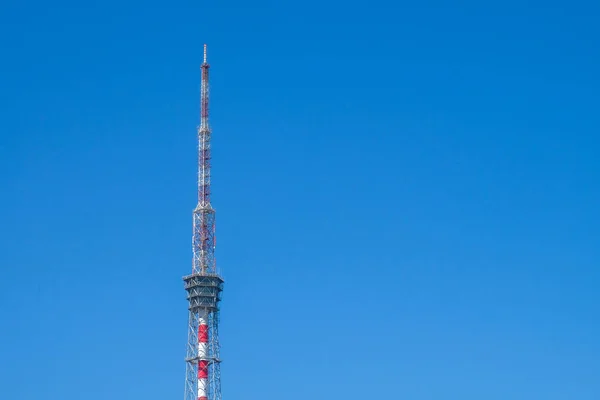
(183, 44), (223, 400)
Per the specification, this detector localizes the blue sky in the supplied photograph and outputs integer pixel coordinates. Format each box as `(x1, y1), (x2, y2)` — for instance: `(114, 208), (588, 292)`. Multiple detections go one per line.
(1, 0), (599, 398)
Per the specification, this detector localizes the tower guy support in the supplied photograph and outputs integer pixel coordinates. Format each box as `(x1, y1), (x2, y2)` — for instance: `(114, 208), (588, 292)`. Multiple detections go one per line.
(183, 44), (224, 400)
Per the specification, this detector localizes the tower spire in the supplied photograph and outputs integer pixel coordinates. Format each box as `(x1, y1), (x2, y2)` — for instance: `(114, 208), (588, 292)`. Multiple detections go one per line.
(198, 44), (211, 209)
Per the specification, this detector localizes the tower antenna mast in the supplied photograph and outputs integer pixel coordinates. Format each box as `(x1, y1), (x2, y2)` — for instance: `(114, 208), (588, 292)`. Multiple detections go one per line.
(183, 44), (224, 400)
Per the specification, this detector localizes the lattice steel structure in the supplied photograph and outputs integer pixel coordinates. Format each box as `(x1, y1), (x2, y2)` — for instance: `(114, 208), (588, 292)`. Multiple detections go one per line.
(183, 44), (224, 400)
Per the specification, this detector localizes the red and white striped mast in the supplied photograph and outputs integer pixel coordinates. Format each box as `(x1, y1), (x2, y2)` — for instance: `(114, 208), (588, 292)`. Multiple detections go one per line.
(184, 44), (224, 400)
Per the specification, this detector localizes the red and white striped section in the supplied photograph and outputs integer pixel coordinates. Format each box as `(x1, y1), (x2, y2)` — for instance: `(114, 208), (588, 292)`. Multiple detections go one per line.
(198, 311), (209, 400)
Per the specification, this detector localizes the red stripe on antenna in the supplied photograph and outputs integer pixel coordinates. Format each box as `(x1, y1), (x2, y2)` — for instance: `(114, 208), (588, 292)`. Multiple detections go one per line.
(198, 324), (209, 343)
(198, 360), (209, 378)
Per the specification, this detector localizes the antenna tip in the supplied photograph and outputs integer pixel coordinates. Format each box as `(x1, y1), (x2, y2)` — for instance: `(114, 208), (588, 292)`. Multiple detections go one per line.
(203, 44), (207, 63)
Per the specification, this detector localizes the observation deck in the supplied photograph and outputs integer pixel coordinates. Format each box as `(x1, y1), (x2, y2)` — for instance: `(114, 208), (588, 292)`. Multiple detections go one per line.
(183, 273), (224, 311)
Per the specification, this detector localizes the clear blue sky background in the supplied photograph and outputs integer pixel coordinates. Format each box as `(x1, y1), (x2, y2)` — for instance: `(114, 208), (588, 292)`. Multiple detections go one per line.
(1, 0), (599, 398)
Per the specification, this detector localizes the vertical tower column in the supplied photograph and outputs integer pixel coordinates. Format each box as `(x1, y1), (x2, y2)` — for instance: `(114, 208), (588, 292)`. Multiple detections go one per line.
(184, 44), (224, 400)
(198, 311), (208, 400)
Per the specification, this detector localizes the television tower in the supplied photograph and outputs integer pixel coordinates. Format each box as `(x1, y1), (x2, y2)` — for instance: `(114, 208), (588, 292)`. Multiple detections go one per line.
(183, 44), (224, 400)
